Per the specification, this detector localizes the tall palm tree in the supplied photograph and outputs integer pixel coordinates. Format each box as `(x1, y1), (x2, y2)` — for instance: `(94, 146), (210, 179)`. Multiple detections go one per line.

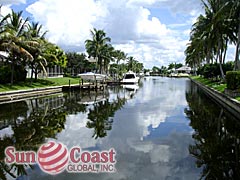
(0, 10), (33, 84)
(114, 49), (126, 78)
(102, 44), (115, 74)
(228, 0), (240, 70)
(25, 22), (48, 81)
(85, 28), (111, 74)
(127, 56), (137, 72)
(186, 0), (233, 79)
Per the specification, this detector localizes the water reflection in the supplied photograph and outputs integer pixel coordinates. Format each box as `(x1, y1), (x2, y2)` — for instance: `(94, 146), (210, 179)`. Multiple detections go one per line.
(0, 87), (132, 179)
(186, 82), (240, 179)
(87, 96), (127, 139)
(0, 97), (67, 179)
(1, 77), (227, 179)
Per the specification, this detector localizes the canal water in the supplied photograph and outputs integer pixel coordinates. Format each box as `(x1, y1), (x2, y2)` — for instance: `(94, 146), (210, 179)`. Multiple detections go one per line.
(0, 77), (239, 180)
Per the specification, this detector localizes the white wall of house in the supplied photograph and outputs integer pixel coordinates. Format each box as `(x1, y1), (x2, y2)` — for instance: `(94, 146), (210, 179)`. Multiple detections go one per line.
(26, 65), (64, 78)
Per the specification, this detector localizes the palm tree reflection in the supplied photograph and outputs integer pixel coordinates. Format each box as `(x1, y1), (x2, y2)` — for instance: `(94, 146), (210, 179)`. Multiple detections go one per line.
(86, 96), (127, 139)
(0, 99), (67, 179)
(185, 82), (240, 179)
(0, 86), (136, 178)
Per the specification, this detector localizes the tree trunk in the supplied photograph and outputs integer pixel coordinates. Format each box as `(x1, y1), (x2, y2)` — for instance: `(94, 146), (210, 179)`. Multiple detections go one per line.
(223, 39), (228, 64)
(99, 57), (103, 74)
(218, 39), (225, 79)
(34, 68), (38, 81)
(219, 53), (225, 80)
(234, 14), (240, 70)
(206, 49), (210, 64)
(30, 64), (34, 84)
(234, 42), (239, 70)
(11, 62), (14, 85)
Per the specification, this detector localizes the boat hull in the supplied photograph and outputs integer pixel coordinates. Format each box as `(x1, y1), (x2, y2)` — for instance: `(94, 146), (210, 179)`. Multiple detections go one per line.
(121, 71), (139, 84)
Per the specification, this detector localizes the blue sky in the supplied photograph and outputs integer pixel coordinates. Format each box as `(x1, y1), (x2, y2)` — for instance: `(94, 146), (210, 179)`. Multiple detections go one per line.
(0, 0), (208, 68)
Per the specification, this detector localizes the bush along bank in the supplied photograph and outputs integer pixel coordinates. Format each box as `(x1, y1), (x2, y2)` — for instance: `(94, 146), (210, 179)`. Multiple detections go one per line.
(224, 71), (240, 97)
(191, 75), (240, 101)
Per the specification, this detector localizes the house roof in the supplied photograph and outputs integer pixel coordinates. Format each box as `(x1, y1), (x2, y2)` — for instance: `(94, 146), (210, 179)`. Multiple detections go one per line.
(176, 66), (191, 71)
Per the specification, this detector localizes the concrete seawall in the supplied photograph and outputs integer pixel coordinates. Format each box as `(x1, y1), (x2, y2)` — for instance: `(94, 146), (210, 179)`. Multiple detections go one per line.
(190, 78), (240, 117)
(0, 86), (63, 104)
(0, 83), (104, 104)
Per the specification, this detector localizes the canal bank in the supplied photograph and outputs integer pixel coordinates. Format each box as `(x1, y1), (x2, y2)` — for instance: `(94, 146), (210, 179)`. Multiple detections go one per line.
(0, 82), (108, 104)
(0, 86), (63, 104)
(190, 77), (240, 117)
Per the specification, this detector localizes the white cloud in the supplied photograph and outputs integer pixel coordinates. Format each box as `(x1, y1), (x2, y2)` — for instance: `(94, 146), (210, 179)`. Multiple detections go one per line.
(24, 0), (203, 68)
(0, 5), (12, 16)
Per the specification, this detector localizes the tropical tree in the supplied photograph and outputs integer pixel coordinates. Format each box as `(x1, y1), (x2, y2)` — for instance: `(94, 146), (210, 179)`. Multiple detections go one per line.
(85, 28), (111, 74)
(24, 21), (48, 81)
(228, 0), (240, 70)
(127, 56), (137, 71)
(0, 10), (33, 84)
(113, 50), (126, 77)
(66, 52), (95, 75)
(185, 0), (235, 79)
(44, 42), (67, 77)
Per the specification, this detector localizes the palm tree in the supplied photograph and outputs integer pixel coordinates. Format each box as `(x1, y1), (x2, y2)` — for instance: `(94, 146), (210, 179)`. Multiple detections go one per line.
(127, 56), (137, 72)
(0, 10), (33, 84)
(114, 50), (126, 78)
(102, 44), (115, 74)
(228, 0), (240, 70)
(85, 28), (111, 74)
(186, 0), (233, 79)
(25, 22), (48, 81)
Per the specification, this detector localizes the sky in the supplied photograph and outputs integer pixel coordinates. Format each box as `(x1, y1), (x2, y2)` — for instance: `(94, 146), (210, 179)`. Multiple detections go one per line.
(0, 0), (206, 68)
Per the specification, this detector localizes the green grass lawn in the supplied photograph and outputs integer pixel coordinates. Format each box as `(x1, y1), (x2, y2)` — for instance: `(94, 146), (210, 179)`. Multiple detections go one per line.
(45, 77), (80, 85)
(235, 97), (240, 101)
(191, 76), (227, 93)
(0, 77), (80, 92)
(191, 76), (240, 102)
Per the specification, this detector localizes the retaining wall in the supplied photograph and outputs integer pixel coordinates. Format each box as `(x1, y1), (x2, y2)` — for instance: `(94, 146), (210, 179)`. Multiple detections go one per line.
(190, 78), (240, 117)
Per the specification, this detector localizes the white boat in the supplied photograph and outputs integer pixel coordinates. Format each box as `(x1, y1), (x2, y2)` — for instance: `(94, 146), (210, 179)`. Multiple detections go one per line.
(121, 71), (139, 84)
(78, 72), (107, 81)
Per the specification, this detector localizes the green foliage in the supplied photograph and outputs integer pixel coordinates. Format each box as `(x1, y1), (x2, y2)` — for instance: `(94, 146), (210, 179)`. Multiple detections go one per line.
(85, 28), (111, 73)
(0, 66), (11, 84)
(127, 56), (143, 73)
(185, 0), (240, 77)
(197, 62), (234, 78)
(66, 52), (94, 75)
(152, 66), (160, 73)
(0, 77), (79, 92)
(191, 76), (226, 93)
(0, 65), (26, 84)
(45, 43), (67, 68)
(226, 71), (240, 90)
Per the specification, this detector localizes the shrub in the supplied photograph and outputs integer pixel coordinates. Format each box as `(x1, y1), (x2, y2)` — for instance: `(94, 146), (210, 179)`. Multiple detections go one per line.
(197, 62), (234, 79)
(0, 65), (27, 84)
(0, 66), (11, 83)
(226, 71), (240, 90)
(15, 65), (27, 82)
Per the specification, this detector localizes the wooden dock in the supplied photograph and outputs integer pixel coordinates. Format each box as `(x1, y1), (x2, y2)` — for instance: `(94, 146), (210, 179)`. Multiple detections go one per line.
(62, 82), (106, 91)
(80, 83), (106, 90)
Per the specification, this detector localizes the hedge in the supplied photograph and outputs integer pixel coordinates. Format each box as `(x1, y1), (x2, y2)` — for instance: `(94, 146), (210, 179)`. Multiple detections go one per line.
(197, 62), (233, 79)
(226, 71), (240, 90)
(0, 65), (27, 84)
